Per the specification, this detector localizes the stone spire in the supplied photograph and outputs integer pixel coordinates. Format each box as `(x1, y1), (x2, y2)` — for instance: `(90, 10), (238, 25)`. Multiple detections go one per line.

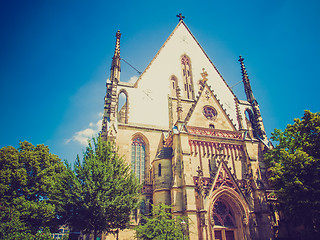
(238, 56), (267, 141)
(111, 30), (121, 75)
(101, 30), (122, 140)
(239, 56), (255, 104)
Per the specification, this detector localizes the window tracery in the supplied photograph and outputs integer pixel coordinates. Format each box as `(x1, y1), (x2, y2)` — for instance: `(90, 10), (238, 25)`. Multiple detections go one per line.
(213, 200), (236, 228)
(181, 55), (194, 99)
(203, 105), (218, 121)
(131, 137), (146, 183)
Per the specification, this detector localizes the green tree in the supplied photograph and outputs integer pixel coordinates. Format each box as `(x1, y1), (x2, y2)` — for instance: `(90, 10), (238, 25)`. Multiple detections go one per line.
(0, 141), (68, 237)
(0, 206), (52, 240)
(65, 137), (141, 240)
(264, 110), (320, 238)
(135, 203), (189, 240)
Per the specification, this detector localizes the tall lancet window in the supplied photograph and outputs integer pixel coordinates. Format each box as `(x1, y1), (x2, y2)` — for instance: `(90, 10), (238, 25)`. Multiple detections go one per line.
(131, 137), (146, 183)
(181, 55), (194, 99)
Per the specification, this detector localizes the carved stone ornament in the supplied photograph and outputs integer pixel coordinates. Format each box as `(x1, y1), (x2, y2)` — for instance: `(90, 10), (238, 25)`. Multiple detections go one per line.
(242, 215), (249, 225)
(203, 105), (217, 121)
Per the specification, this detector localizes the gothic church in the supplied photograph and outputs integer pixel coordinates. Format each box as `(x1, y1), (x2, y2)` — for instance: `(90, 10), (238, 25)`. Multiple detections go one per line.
(101, 16), (276, 240)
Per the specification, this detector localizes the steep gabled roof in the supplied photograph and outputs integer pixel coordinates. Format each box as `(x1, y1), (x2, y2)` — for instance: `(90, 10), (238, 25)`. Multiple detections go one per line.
(133, 21), (237, 99)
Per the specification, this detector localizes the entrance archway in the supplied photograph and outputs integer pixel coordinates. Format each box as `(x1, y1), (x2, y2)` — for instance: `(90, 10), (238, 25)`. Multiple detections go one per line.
(209, 190), (249, 240)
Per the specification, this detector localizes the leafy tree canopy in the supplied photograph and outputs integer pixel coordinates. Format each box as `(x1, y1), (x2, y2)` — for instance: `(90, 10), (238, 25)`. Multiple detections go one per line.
(264, 110), (320, 237)
(0, 141), (69, 237)
(135, 203), (189, 240)
(65, 137), (141, 239)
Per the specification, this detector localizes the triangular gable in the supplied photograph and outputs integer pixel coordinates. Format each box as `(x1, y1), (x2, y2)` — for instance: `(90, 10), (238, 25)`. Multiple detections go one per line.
(118, 20), (239, 129)
(186, 84), (236, 131)
(209, 160), (249, 205)
(133, 21), (236, 100)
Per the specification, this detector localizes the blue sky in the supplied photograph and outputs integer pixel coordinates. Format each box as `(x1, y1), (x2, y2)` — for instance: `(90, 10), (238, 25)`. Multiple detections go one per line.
(1, 0), (319, 163)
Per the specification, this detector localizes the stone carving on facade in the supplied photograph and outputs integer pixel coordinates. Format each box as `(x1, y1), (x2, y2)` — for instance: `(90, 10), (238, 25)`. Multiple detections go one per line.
(193, 166), (212, 198)
(188, 126), (243, 139)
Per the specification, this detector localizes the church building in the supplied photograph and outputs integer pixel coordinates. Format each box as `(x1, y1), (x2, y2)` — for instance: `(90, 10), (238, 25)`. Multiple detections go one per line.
(101, 15), (277, 240)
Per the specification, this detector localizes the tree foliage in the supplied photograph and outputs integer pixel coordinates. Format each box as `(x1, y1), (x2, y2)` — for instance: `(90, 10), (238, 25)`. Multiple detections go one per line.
(264, 110), (320, 237)
(135, 203), (189, 240)
(65, 137), (141, 239)
(0, 141), (68, 237)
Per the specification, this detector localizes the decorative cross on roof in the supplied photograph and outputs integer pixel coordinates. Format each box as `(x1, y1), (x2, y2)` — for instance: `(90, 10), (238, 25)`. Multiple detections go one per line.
(176, 13), (185, 21)
(200, 68), (208, 82)
(199, 68), (208, 87)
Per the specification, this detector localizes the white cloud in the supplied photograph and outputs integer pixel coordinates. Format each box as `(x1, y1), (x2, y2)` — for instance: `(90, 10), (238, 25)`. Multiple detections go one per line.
(128, 76), (138, 83)
(65, 113), (103, 146)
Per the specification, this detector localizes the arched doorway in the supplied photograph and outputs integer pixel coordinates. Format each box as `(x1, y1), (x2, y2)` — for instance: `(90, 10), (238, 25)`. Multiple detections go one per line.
(209, 191), (249, 240)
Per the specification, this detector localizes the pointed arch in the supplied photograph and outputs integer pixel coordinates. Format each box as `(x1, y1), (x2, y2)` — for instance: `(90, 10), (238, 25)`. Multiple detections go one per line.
(117, 89), (129, 124)
(208, 188), (250, 240)
(181, 54), (194, 99)
(131, 133), (150, 184)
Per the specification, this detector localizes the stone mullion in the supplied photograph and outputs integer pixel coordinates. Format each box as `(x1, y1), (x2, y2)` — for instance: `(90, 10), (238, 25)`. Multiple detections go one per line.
(230, 144), (237, 177)
(235, 145), (240, 160)
(209, 142), (214, 157)
(194, 141), (199, 156)
(230, 145), (235, 163)
(198, 142), (203, 171)
(189, 140), (194, 156)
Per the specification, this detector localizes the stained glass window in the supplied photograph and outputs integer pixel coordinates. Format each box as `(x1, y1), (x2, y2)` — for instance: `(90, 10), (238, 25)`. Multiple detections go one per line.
(131, 137), (146, 183)
(181, 55), (194, 99)
(203, 106), (218, 121)
(212, 200), (236, 228)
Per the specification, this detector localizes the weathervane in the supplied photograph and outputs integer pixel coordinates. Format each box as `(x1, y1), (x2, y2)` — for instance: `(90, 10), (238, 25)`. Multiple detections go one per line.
(176, 13), (185, 21)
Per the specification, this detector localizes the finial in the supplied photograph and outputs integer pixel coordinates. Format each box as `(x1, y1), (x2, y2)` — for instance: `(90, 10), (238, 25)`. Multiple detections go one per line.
(239, 55), (244, 63)
(238, 55), (255, 103)
(238, 56), (247, 77)
(199, 68), (208, 87)
(116, 30), (121, 39)
(113, 30), (121, 58)
(176, 13), (185, 21)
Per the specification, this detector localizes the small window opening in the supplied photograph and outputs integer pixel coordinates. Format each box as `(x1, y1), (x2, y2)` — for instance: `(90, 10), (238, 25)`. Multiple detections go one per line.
(158, 163), (162, 176)
(209, 124), (215, 129)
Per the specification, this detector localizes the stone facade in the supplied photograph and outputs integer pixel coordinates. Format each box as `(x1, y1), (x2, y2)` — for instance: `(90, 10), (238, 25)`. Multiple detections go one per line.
(101, 18), (277, 240)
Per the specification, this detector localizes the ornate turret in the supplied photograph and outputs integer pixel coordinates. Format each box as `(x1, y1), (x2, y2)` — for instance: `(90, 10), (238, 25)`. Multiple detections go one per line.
(176, 86), (183, 121)
(101, 30), (121, 141)
(239, 56), (267, 141)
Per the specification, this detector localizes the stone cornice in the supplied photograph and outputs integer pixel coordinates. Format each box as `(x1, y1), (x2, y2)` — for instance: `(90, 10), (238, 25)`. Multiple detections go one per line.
(118, 123), (168, 132)
(187, 126), (243, 140)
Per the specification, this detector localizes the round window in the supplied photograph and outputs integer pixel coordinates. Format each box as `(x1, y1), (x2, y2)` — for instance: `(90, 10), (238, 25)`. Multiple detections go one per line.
(203, 106), (217, 120)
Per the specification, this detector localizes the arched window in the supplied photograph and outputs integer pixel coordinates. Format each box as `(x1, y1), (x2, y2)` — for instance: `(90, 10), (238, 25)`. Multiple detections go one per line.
(181, 55), (194, 99)
(213, 200), (236, 228)
(118, 90), (128, 124)
(213, 200), (237, 240)
(131, 137), (146, 183)
(158, 164), (161, 176)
